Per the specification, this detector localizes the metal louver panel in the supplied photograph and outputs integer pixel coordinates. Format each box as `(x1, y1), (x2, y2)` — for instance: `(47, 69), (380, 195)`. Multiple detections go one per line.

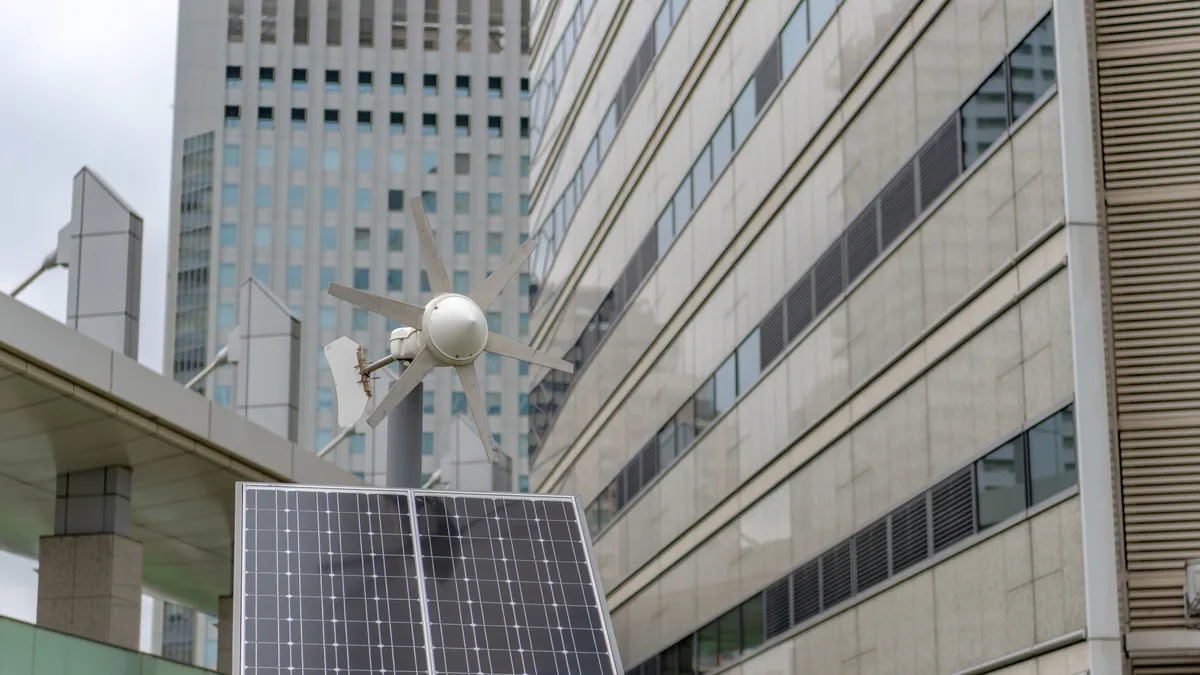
(786, 274), (813, 341)
(916, 117), (962, 212)
(624, 449), (644, 501)
(640, 437), (660, 485)
(764, 578), (791, 638)
(754, 37), (783, 113)
(890, 493), (930, 574)
(931, 467), (975, 552)
(854, 519), (889, 593)
(845, 204), (880, 283)
(879, 162), (917, 247)
(759, 302), (786, 368)
(642, 655), (660, 675)
(820, 540), (853, 608)
(791, 559), (820, 624)
(1092, 0), (1200, 637)
(813, 238), (845, 313)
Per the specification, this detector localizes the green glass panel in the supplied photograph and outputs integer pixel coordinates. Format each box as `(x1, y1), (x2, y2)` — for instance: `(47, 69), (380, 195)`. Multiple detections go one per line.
(0, 617), (35, 674)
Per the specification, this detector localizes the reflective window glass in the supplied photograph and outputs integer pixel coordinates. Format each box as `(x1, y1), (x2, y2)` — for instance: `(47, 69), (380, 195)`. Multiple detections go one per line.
(1028, 405), (1076, 503)
(977, 437), (1027, 528)
(713, 353), (738, 414)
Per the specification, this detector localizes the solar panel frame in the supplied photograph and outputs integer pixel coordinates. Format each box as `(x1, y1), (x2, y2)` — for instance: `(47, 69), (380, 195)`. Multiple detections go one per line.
(233, 483), (625, 675)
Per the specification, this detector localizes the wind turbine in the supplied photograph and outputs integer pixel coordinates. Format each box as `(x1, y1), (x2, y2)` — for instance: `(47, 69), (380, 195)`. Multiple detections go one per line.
(324, 197), (574, 464)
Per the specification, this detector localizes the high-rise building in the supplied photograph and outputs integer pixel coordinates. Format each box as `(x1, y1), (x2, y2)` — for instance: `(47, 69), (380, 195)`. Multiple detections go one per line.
(165, 0), (536, 487)
(148, 600), (219, 670)
(526, 0), (1200, 673)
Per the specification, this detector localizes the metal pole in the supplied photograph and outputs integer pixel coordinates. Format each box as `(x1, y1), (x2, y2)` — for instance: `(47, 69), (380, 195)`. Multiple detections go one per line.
(386, 362), (424, 488)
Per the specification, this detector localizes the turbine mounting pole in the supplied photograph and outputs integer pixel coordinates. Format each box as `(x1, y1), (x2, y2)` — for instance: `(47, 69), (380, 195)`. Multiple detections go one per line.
(386, 360), (424, 489)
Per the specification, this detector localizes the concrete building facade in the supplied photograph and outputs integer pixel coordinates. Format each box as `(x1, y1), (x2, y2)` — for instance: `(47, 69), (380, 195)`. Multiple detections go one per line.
(526, 0), (1200, 673)
(165, 0), (536, 488)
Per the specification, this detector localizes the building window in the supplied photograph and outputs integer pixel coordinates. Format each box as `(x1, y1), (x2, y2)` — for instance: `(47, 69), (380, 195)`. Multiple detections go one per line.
(455, 74), (470, 96)
(451, 392), (467, 414)
(487, 116), (502, 137)
(486, 311), (501, 332)
(487, 0), (503, 52)
(317, 387), (334, 411)
(354, 227), (371, 250)
(487, 154), (502, 177)
(294, 0), (309, 44)
(455, 114), (470, 136)
(454, 192), (470, 215)
(324, 109), (340, 131)
(422, 151), (439, 175)
(292, 67), (308, 89)
(359, 0), (374, 46)
(222, 184), (239, 207)
(349, 433), (365, 454)
(453, 231), (470, 253)
(423, 391), (435, 414)
(390, 112), (405, 134)
(323, 147), (340, 170)
(355, 188), (371, 213)
(519, 77), (529, 99)
(254, 224), (271, 246)
(219, 263), (235, 287)
(357, 110), (373, 132)
(421, 190), (437, 213)
(217, 303), (235, 327)
(223, 144), (240, 167)
(224, 105), (240, 128)
(977, 437), (1027, 528)
(253, 263), (269, 283)
(387, 269), (403, 291)
(353, 268), (370, 290)
(287, 265), (303, 289)
(322, 187), (339, 210)
(327, 0), (342, 45)
(422, 113), (437, 135)
(320, 266), (336, 288)
(321, 228), (338, 250)
(519, 155), (529, 177)
(1028, 407), (1076, 502)
(220, 223), (237, 246)
(256, 145), (273, 168)
(392, 0), (408, 48)
(291, 108), (307, 130)
(962, 63), (1010, 167)
(259, 66), (275, 88)
(325, 69), (341, 92)
(453, 271), (469, 294)
(391, 72), (406, 94)
(519, 313), (529, 337)
(288, 226), (303, 248)
(519, 394), (528, 416)
(352, 307), (369, 331)
(226, 65), (242, 88)
(420, 271), (431, 292)
(487, 232), (503, 255)
(315, 428), (332, 449)
(485, 353), (501, 374)
(214, 385), (232, 408)
(519, 361), (528, 376)
(454, 153), (470, 175)
(519, 194), (530, 215)
(388, 189), (405, 211)
(423, 73), (438, 96)
(319, 307), (335, 329)
(422, 432), (434, 456)
(519, 117), (529, 138)
(356, 148), (373, 172)
(518, 475), (529, 493)
(518, 273), (529, 296)
(388, 229), (403, 251)
(487, 193), (502, 215)
(487, 76), (501, 98)
(389, 150), (406, 173)
(424, 25), (439, 51)
(486, 392), (501, 415)
(289, 147), (306, 170)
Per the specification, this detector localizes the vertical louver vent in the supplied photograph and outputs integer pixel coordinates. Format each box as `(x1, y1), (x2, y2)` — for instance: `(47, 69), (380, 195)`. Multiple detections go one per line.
(845, 204), (880, 283)
(931, 467), (975, 552)
(889, 493), (930, 574)
(758, 302), (786, 368)
(785, 274), (813, 341)
(640, 438), (660, 488)
(791, 559), (821, 625)
(813, 239), (845, 314)
(917, 117), (962, 212)
(624, 448), (644, 500)
(820, 540), (854, 608)
(879, 161), (917, 248)
(854, 518), (889, 593)
(754, 37), (783, 113)
(764, 578), (791, 639)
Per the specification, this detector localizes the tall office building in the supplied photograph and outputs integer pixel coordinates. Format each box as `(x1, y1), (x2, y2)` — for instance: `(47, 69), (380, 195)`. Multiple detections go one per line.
(148, 600), (220, 669)
(165, 0), (536, 487)
(527, 0), (1199, 673)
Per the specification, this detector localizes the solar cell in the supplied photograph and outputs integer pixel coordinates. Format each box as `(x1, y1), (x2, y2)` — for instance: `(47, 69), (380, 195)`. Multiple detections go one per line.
(235, 485), (622, 675)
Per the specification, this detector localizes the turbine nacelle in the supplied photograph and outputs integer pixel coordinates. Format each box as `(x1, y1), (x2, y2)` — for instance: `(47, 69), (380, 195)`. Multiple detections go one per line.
(324, 197), (574, 464)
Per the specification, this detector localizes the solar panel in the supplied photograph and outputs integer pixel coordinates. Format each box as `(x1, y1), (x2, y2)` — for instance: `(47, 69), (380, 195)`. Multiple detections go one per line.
(234, 485), (624, 675)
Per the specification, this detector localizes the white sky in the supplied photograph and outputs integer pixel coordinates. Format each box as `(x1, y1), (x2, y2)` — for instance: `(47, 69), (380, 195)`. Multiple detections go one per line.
(0, 0), (179, 641)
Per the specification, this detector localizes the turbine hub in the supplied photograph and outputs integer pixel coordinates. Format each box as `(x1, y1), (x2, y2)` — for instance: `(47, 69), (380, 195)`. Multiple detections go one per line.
(422, 294), (488, 365)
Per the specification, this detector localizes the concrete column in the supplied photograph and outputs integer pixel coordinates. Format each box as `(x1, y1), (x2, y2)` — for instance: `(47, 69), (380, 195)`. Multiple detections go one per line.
(37, 466), (142, 650)
(228, 276), (301, 441)
(217, 594), (233, 674)
(57, 167), (143, 359)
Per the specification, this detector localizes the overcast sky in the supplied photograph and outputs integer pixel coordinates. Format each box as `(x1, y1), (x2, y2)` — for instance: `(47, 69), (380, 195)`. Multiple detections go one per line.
(0, 0), (178, 638)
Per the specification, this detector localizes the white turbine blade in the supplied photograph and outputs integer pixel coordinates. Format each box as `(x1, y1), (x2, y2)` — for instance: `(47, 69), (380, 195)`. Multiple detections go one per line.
(366, 348), (436, 427)
(469, 236), (537, 310)
(454, 364), (501, 464)
(409, 197), (452, 294)
(326, 337), (371, 428)
(327, 283), (425, 326)
(485, 332), (575, 374)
